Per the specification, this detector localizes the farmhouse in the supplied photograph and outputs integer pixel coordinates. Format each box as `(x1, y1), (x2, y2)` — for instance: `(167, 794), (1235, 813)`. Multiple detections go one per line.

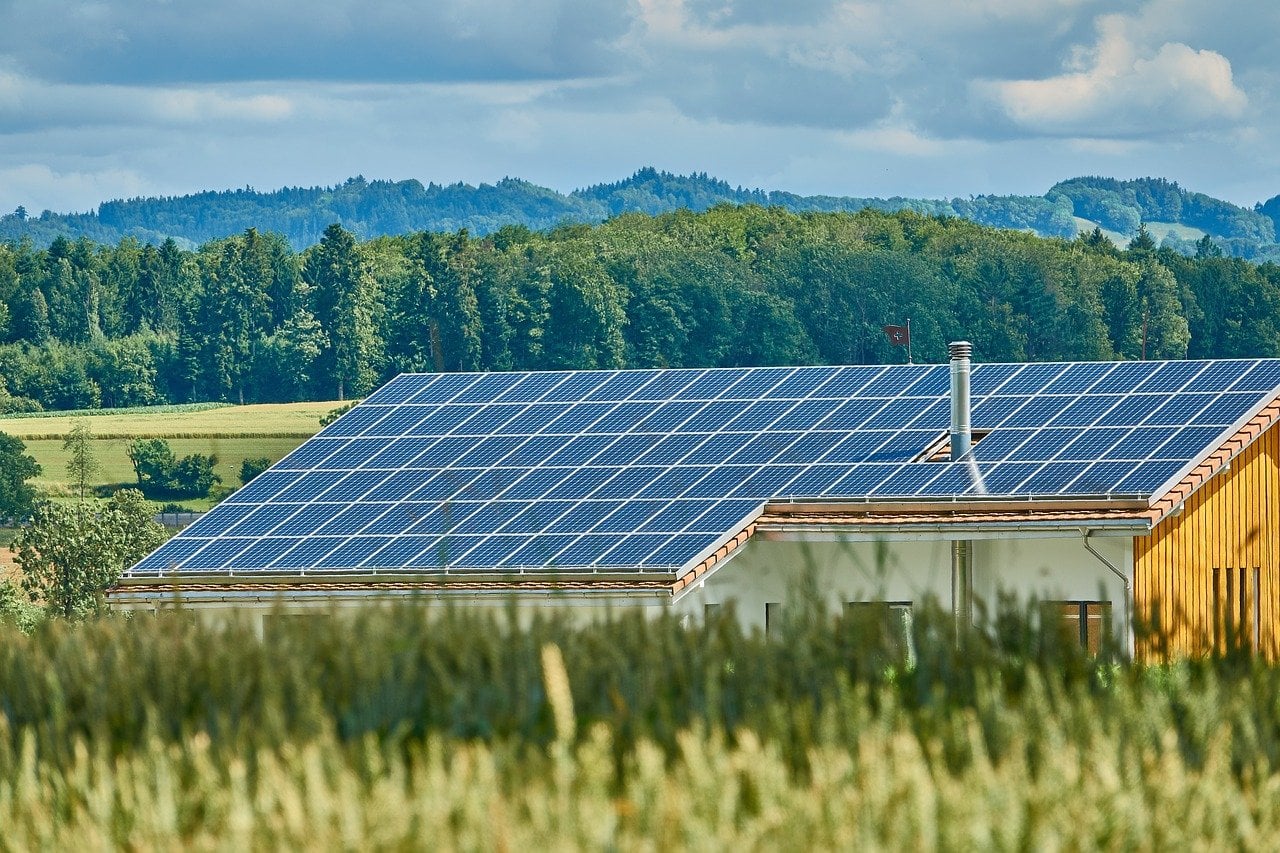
(112, 346), (1280, 658)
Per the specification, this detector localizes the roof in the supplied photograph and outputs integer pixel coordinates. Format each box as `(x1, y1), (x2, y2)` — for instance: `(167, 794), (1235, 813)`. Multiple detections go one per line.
(121, 359), (1280, 593)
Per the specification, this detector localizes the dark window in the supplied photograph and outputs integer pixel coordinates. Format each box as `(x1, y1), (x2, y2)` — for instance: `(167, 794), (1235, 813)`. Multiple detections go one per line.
(1213, 567), (1261, 653)
(845, 601), (914, 664)
(1045, 601), (1111, 655)
(765, 602), (782, 634)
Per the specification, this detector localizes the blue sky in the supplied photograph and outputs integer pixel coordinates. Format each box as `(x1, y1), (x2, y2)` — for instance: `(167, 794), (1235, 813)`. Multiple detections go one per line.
(1, 0), (1276, 214)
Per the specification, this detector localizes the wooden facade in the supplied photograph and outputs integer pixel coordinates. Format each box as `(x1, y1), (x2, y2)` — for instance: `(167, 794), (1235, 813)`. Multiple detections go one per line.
(1134, 421), (1280, 658)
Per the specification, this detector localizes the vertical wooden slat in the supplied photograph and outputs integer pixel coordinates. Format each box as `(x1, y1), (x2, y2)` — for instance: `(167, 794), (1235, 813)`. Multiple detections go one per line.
(1134, 422), (1280, 660)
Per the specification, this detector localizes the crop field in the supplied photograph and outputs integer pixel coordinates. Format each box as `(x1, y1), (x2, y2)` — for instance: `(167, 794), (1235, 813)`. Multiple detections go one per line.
(0, 401), (335, 509)
(0, 600), (1277, 846)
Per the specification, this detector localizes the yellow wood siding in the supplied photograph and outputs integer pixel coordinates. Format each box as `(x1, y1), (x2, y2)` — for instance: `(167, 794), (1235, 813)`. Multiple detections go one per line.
(1134, 422), (1280, 658)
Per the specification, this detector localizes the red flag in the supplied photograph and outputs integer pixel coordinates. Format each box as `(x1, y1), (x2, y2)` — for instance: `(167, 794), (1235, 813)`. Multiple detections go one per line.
(883, 324), (910, 346)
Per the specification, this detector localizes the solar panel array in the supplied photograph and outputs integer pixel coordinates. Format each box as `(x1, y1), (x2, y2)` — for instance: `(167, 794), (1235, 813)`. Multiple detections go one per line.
(131, 359), (1280, 577)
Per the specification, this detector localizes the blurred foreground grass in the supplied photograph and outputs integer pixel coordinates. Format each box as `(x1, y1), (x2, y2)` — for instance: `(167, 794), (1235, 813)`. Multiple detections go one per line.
(1, 597), (1277, 847)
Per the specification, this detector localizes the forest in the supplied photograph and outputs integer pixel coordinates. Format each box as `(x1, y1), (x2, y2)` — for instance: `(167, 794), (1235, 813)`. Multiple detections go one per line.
(3, 170), (1278, 259)
(1, 203), (1279, 414)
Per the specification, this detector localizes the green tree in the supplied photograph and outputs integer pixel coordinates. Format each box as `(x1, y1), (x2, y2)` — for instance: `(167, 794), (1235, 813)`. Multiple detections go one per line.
(171, 453), (219, 497)
(532, 243), (626, 369)
(127, 438), (177, 493)
(195, 234), (271, 403)
(0, 579), (42, 632)
(305, 223), (380, 400)
(252, 303), (324, 401)
(15, 489), (166, 620)
(0, 431), (41, 520)
(63, 419), (98, 501)
(1135, 259), (1190, 359)
(125, 438), (220, 498)
(239, 457), (270, 485)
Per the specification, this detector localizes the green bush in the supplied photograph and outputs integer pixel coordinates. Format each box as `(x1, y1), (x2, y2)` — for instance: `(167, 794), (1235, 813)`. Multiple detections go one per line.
(126, 437), (221, 498)
(239, 456), (271, 485)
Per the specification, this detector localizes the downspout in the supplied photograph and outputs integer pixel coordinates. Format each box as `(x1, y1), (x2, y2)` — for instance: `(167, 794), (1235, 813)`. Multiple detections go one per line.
(1082, 528), (1133, 659)
(949, 342), (974, 635)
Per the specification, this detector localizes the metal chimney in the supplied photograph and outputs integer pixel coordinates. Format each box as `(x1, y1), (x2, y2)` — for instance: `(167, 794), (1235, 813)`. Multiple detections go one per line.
(948, 341), (975, 637)
(949, 341), (973, 461)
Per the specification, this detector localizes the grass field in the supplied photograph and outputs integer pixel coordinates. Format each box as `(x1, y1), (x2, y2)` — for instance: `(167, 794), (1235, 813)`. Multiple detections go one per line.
(1072, 216), (1131, 246)
(1147, 220), (1208, 242)
(1072, 216), (1209, 248)
(0, 400), (336, 510)
(1, 603), (1278, 846)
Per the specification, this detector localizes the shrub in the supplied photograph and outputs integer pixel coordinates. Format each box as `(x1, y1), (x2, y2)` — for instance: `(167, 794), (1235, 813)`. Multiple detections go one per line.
(172, 453), (219, 497)
(320, 400), (358, 427)
(239, 457), (271, 485)
(126, 437), (221, 499)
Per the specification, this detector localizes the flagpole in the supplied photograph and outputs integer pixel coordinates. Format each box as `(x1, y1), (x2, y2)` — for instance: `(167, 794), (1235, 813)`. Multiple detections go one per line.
(907, 318), (913, 364)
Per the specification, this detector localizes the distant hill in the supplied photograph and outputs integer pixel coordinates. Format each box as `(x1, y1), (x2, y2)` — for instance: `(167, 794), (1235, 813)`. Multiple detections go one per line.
(2, 168), (1278, 258)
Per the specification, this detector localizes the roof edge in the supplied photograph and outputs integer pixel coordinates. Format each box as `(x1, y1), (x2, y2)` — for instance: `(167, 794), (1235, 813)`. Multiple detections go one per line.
(1146, 391), (1280, 525)
(767, 496), (1150, 514)
(111, 569), (676, 592)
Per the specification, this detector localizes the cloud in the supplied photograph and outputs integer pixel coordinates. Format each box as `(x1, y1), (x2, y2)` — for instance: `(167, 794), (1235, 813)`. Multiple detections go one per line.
(980, 15), (1247, 138)
(0, 0), (631, 85)
(0, 68), (297, 133)
(1, 0), (1279, 216)
(0, 164), (148, 215)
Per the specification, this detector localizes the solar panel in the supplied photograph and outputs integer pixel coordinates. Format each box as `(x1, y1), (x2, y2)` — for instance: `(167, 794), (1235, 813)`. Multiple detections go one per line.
(810, 366), (885, 397)
(363, 535), (441, 568)
(406, 373), (479, 403)
(494, 371), (569, 403)
(131, 359), (1280, 578)
(272, 537), (344, 568)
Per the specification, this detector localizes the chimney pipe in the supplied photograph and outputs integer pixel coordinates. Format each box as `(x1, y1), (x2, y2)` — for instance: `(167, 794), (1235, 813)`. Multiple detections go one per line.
(948, 341), (975, 638)
(949, 341), (973, 461)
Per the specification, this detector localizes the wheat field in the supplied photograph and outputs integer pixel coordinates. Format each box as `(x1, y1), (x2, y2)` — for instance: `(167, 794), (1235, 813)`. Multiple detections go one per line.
(1, 600), (1277, 847)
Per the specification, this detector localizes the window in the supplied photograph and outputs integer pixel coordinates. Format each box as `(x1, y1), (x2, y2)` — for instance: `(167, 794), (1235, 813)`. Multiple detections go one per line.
(704, 602), (722, 619)
(1045, 601), (1111, 655)
(765, 602), (782, 635)
(262, 612), (331, 644)
(844, 601), (914, 665)
(1213, 567), (1261, 653)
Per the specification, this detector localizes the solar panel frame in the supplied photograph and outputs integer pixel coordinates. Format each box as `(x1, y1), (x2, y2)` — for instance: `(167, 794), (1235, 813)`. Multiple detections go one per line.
(361, 374), (432, 405)
(493, 371), (573, 403)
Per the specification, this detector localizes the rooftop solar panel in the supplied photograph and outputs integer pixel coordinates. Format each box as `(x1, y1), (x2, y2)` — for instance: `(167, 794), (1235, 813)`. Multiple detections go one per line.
(129, 358), (1280, 580)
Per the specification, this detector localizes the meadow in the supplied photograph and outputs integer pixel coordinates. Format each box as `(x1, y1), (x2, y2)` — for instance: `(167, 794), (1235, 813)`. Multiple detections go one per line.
(0, 401), (334, 509)
(1, 598), (1277, 847)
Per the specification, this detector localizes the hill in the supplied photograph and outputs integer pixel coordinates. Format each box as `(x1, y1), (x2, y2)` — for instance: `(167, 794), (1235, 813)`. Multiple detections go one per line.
(4, 168), (1277, 258)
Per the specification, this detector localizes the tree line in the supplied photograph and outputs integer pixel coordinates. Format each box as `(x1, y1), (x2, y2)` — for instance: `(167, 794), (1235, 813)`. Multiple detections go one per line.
(5, 169), (1278, 259)
(1, 206), (1279, 413)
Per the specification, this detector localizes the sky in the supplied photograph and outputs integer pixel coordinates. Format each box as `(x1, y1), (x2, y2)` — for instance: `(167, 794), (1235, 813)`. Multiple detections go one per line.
(1, 0), (1277, 216)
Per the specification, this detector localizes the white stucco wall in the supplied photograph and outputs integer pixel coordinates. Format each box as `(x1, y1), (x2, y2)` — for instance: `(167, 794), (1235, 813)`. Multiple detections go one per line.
(672, 533), (1133, 645)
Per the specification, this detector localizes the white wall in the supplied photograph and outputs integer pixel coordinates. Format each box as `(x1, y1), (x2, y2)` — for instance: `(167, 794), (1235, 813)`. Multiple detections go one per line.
(674, 533), (1133, 645)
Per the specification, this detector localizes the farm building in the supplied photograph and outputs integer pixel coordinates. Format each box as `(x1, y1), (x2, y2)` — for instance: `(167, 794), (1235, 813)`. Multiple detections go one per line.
(112, 346), (1280, 658)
